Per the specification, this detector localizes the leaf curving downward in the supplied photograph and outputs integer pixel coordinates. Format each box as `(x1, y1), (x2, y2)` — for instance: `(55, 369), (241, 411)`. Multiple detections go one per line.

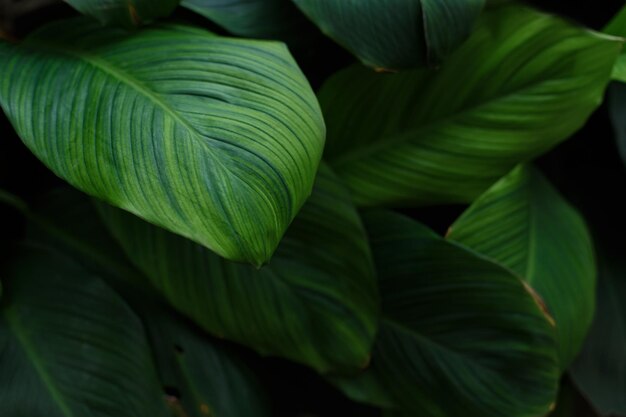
(65, 0), (180, 27)
(292, 0), (484, 69)
(319, 3), (620, 207)
(333, 210), (559, 417)
(96, 164), (378, 373)
(447, 165), (596, 370)
(0, 20), (325, 266)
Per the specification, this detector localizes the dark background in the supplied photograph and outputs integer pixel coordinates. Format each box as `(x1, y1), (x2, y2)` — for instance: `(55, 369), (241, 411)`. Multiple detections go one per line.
(1, 1), (624, 416)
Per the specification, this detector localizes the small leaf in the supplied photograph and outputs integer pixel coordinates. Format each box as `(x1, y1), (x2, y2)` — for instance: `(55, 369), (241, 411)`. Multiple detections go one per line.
(96, 164), (378, 373)
(447, 165), (596, 369)
(319, 3), (620, 207)
(0, 245), (171, 417)
(0, 19), (325, 266)
(333, 210), (559, 417)
(65, 0), (179, 27)
(292, 0), (484, 69)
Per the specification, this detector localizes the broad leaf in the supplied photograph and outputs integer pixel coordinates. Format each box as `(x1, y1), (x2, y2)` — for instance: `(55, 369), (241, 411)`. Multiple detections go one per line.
(447, 165), (596, 369)
(571, 250), (626, 417)
(604, 5), (626, 83)
(292, 0), (484, 69)
(22, 190), (272, 417)
(181, 0), (306, 40)
(0, 245), (171, 417)
(319, 3), (620, 207)
(96, 164), (378, 373)
(64, 0), (179, 27)
(334, 211), (559, 417)
(0, 19), (325, 267)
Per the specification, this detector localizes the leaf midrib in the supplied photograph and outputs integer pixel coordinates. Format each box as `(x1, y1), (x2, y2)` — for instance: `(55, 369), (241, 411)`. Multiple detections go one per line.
(4, 307), (76, 417)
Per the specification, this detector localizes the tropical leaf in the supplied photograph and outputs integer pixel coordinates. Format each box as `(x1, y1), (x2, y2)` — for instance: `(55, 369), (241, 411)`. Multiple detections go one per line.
(447, 165), (596, 370)
(333, 210), (559, 417)
(291, 0), (484, 69)
(64, 0), (180, 27)
(319, 3), (620, 207)
(181, 0), (307, 40)
(0, 245), (171, 417)
(570, 250), (626, 417)
(604, 4), (626, 83)
(0, 19), (325, 267)
(20, 191), (272, 417)
(96, 164), (378, 373)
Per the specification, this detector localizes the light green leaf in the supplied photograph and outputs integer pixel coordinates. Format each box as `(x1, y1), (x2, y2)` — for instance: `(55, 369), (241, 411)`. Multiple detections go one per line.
(0, 19), (325, 267)
(604, 4), (626, 83)
(96, 164), (378, 373)
(292, 0), (484, 69)
(21, 191), (272, 417)
(65, 0), (179, 27)
(570, 250), (626, 417)
(319, 3), (620, 207)
(0, 245), (171, 417)
(334, 210), (559, 417)
(447, 165), (596, 370)
(181, 0), (306, 40)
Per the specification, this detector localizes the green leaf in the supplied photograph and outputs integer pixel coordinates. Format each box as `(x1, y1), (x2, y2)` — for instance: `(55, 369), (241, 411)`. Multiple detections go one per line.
(570, 250), (626, 417)
(0, 19), (325, 267)
(334, 210), (559, 417)
(0, 245), (171, 417)
(96, 163), (378, 373)
(447, 165), (596, 370)
(180, 0), (306, 40)
(65, 0), (179, 27)
(319, 3), (620, 207)
(603, 5), (626, 83)
(291, 0), (484, 69)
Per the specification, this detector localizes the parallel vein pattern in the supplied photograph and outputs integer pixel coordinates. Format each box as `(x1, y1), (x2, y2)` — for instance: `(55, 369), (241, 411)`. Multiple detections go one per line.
(64, 0), (179, 27)
(319, 3), (620, 207)
(447, 165), (596, 369)
(0, 20), (325, 266)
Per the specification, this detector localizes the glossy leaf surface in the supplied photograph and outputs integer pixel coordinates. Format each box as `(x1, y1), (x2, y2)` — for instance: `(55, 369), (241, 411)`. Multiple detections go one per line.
(65, 0), (179, 27)
(0, 19), (325, 266)
(334, 211), (559, 417)
(447, 165), (596, 369)
(319, 4), (620, 206)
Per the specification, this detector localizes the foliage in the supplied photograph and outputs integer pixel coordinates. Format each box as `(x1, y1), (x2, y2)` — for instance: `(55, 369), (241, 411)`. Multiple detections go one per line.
(0, 0), (625, 416)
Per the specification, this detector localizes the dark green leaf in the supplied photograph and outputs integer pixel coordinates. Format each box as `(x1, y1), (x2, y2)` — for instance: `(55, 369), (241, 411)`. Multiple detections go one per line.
(333, 210), (559, 417)
(571, 251), (626, 417)
(0, 19), (325, 267)
(609, 82), (626, 166)
(604, 4), (626, 83)
(447, 165), (596, 369)
(65, 0), (179, 27)
(319, 3), (620, 207)
(0, 245), (170, 417)
(292, 0), (484, 69)
(96, 164), (378, 373)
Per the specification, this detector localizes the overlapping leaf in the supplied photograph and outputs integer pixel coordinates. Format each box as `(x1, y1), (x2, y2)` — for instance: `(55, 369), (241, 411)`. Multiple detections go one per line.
(292, 0), (484, 69)
(319, 3), (620, 207)
(96, 164), (378, 373)
(571, 250), (626, 417)
(15, 193), (271, 417)
(0, 246), (171, 417)
(64, 0), (179, 27)
(0, 19), (325, 266)
(604, 5), (626, 82)
(333, 210), (559, 417)
(447, 165), (596, 369)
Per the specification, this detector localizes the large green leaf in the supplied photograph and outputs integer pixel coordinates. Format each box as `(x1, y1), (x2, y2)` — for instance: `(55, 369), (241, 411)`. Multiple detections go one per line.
(96, 164), (378, 373)
(447, 165), (596, 370)
(319, 3), (620, 207)
(19, 192), (272, 417)
(604, 5), (626, 83)
(292, 0), (484, 69)
(0, 245), (171, 417)
(570, 250), (626, 417)
(333, 210), (559, 417)
(0, 19), (325, 267)
(65, 0), (179, 27)
(181, 0), (306, 40)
